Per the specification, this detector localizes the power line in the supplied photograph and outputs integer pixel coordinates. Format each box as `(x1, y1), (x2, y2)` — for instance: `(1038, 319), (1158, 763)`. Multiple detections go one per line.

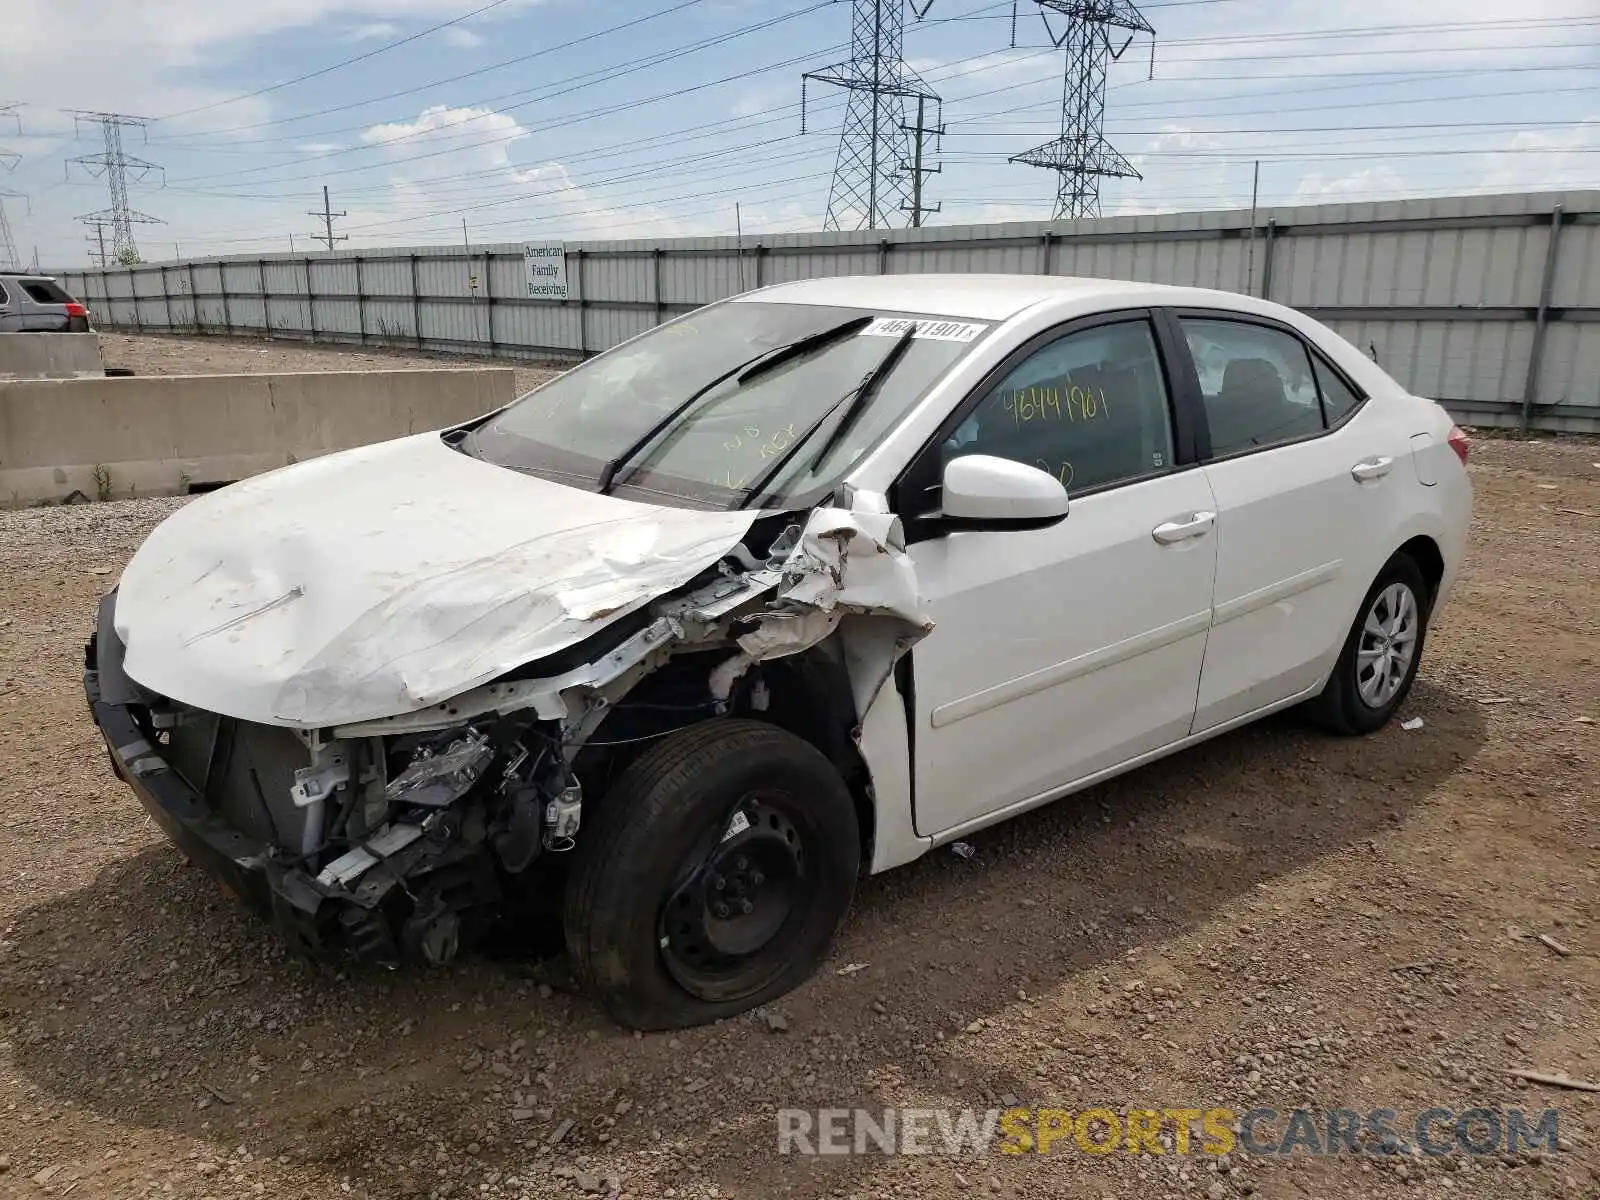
(156, 0), (517, 122)
(156, 26), (1594, 196)
(154, 0), (719, 142)
(157, 57), (1595, 211)
(158, 1), (831, 157)
(149, 70), (1597, 248)
(165, 18), (841, 187)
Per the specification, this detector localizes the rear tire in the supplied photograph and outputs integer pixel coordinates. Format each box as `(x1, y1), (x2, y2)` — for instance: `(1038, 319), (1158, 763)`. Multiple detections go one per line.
(564, 719), (859, 1030)
(1303, 553), (1430, 736)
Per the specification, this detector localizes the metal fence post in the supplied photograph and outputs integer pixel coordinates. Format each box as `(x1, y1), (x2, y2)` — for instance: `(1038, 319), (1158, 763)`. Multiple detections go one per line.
(1522, 203), (1564, 432)
(355, 256), (367, 345)
(483, 250), (496, 355)
(575, 249), (588, 358)
(410, 254), (423, 350)
(305, 256), (316, 342)
(652, 248), (665, 327)
(220, 262), (232, 335)
(186, 260), (200, 331)
(130, 268), (142, 333)
(259, 259), (270, 337)
(754, 244), (766, 289)
(878, 239), (890, 275)
(159, 266), (173, 330)
(1039, 230), (1057, 276)
(1260, 219), (1277, 301)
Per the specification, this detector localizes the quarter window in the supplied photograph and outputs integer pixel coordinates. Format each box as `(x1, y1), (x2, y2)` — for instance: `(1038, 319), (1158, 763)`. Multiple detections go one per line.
(1313, 355), (1363, 425)
(945, 320), (1174, 494)
(1181, 319), (1323, 457)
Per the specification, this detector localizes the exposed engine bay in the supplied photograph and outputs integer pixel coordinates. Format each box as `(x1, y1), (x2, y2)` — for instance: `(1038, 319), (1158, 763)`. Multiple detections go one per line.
(85, 499), (931, 968)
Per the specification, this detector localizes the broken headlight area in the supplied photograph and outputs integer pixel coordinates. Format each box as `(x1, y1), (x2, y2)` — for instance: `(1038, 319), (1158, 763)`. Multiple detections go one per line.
(148, 702), (582, 969)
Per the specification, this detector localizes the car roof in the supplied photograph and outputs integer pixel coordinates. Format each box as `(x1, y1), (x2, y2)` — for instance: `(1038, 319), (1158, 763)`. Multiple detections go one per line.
(735, 273), (1269, 322)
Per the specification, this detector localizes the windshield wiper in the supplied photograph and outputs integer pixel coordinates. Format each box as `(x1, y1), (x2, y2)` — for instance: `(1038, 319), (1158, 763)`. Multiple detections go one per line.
(734, 315), (871, 386)
(737, 325), (917, 509)
(595, 315), (872, 494)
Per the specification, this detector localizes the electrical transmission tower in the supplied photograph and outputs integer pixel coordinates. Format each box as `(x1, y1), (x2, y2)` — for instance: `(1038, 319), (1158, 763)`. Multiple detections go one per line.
(0, 103), (22, 270)
(802, 1), (942, 232)
(1009, 0), (1155, 221)
(65, 111), (164, 263)
(0, 197), (20, 271)
(307, 185), (348, 252)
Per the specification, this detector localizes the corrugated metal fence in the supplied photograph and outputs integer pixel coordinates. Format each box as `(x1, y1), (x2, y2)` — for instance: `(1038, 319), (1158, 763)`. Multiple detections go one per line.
(57, 189), (1600, 433)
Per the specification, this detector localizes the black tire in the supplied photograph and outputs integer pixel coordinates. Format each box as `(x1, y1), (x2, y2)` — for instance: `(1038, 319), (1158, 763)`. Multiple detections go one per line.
(1303, 552), (1431, 736)
(563, 719), (860, 1030)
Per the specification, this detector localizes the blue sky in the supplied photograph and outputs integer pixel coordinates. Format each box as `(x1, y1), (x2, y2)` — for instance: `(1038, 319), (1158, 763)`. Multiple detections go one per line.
(2, 0), (1597, 266)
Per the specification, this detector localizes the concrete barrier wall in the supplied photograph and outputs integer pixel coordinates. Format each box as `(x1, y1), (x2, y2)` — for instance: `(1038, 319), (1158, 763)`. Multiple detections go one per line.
(0, 332), (105, 380)
(0, 367), (515, 506)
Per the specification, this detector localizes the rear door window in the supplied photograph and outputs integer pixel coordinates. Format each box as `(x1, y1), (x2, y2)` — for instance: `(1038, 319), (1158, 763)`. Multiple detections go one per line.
(1180, 318), (1324, 457)
(20, 279), (73, 305)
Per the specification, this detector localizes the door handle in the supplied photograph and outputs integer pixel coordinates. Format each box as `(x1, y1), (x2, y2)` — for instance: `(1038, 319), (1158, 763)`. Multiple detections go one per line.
(1152, 511), (1216, 545)
(1350, 456), (1393, 482)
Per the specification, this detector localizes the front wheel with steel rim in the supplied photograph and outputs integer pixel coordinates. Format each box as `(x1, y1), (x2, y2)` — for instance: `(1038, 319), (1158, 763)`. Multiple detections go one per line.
(1304, 553), (1431, 736)
(564, 720), (860, 1030)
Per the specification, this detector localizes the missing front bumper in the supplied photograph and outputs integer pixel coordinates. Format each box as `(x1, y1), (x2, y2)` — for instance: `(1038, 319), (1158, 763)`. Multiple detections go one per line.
(82, 592), (480, 965)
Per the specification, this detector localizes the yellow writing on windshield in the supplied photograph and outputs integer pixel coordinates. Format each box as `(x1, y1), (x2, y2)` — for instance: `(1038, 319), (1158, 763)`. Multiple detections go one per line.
(1003, 382), (1110, 426)
(758, 424), (797, 459)
(716, 422), (798, 493)
(722, 425), (763, 452)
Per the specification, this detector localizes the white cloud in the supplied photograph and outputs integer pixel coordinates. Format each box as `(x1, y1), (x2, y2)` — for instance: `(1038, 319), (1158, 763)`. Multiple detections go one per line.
(362, 104), (526, 163)
(346, 21), (401, 41)
(1289, 165), (1411, 206)
(440, 26), (483, 48)
(1477, 117), (1600, 192)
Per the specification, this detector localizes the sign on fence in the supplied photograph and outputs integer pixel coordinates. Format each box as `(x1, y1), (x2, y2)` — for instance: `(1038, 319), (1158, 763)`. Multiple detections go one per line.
(522, 243), (569, 300)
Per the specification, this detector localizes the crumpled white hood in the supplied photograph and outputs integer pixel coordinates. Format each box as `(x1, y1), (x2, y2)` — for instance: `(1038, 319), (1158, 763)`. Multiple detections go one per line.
(114, 432), (757, 728)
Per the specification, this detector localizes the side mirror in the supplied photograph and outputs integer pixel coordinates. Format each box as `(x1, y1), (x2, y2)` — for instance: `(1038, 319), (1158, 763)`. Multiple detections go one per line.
(939, 454), (1069, 529)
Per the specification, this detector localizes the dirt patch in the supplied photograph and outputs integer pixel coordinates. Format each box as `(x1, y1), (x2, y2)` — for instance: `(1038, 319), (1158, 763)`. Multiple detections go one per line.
(96, 332), (562, 396)
(0, 435), (1595, 1199)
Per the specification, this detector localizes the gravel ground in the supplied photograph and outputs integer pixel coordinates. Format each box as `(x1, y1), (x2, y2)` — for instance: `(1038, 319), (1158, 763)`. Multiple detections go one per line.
(96, 332), (562, 396)
(0, 383), (1596, 1196)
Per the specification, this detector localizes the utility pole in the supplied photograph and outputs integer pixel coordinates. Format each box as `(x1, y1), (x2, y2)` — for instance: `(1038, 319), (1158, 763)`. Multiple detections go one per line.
(900, 94), (945, 228)
(65, 110), (164, 262)
(1009, 1), (1155, 221)
(802, 1), (941, 231)
(307, 185), (348, 252)
(78, 217), (110, 268)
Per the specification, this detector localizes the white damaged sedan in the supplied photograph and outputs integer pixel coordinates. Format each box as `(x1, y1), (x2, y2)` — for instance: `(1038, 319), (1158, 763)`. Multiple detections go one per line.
(85, 274), (1471, 1028)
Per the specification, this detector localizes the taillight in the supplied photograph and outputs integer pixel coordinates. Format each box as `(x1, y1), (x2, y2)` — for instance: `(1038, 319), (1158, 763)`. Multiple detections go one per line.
(1447, 425), (1469, 467)
(65, 302), (87, 318)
